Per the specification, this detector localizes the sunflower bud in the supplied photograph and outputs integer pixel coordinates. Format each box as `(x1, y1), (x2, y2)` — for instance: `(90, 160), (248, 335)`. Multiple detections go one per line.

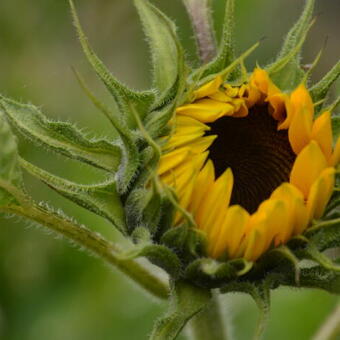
(0, 1), (339, 336)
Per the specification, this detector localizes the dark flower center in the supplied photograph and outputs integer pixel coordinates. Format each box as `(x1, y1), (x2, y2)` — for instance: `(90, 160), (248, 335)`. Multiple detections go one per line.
(205, 104), (296, 214)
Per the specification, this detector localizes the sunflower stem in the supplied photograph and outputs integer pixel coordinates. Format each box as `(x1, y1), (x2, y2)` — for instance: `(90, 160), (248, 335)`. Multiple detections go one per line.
(187, 291), (229, 340)
(312, 303), (340, 340)
(182, 0), (217, 63)
(0, 203), (170, 300)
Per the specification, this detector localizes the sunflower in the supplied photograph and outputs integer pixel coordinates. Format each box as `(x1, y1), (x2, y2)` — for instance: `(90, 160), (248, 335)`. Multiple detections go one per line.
(158, 68), (340, 262)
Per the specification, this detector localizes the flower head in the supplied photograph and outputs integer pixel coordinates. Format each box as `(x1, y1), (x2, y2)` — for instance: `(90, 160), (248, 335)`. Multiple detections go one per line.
(159, 68), (339, 262)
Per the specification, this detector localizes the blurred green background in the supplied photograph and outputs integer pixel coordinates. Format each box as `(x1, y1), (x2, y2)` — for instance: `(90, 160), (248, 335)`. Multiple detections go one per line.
(0, 0), (339, 339)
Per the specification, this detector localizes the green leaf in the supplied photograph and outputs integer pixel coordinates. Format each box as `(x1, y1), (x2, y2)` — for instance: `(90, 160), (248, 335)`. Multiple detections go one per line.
(0, 111), (24, 205)
(269, 0), (315, 90)
(134, 0), (181, 103)
(149, 280), (211, 340)
(69, 0), (155, 127)
(0, 96), (121, 173)
(20, 158), (126, 234)
(311, 61), (340, 107)
(199, 0), (238, 80)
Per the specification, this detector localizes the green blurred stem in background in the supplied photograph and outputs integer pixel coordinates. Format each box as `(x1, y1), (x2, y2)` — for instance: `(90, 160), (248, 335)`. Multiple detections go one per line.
(0, 201), (170, 300)
(182, 0), (217, 63)
(188, 292), (228, 340)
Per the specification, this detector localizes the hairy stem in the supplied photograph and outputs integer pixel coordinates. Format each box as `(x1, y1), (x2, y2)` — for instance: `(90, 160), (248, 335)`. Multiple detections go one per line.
(182, 0), (217, 63)
(149, 280), (212, 340)
(1, 203), (170, 300)
(312, 303), (340, 340)
(188, 291), (228, 340)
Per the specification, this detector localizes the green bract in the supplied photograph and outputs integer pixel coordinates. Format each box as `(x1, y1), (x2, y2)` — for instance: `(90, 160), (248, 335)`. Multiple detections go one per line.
(0, 1), (339, 339)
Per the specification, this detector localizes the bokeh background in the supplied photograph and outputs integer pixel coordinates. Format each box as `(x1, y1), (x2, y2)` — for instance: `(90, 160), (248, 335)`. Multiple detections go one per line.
(0, 0), (339, 339)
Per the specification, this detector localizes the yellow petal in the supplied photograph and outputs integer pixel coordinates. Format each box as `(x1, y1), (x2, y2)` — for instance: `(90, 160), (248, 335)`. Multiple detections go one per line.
(243, 228), (267, 261)
(307, 167), (335, 221)
(173, 115), (210, 130)
(202, 168), (234, 232)
(251, 68), (270, 94)
(232, 98), (249, 118)
(189, 135), (217, 154)
(267, 93), (288, 122)
(172, 120), (210, 136)
(290, 141), (328, 198)
(189, 160), (215, 214)
(311, 111), (333, 162)
(244, 199), (288, 260)
(208, 91), (233, 102)
(165, 131), (206, 150)
(174, 177), (196, 224)
(224, 84), (239, 98)
(271, 183), (308, 240)
(196, 168), (234, 232)
(193, 76), (223, 100)
(176, 99), (235, 123)
(211, 205), (249, 259)
(158, 148), (190, 175)
(288, 107), (313, 154)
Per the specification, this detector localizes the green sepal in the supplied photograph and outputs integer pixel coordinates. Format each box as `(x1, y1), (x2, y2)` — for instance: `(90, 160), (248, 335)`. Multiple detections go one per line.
(185, 258), (253, 289)
(283, 266), (340, 294)
(160, 225), (206, 263)
(125, 186), (163, 235)
(69, 0), (155, 127)
(145, 103), (174, 139)
(197, 0), (238, 80)
(0, 96), (122, 173)
(0, 112), (25, 206)
(268, 0), (314, 90)
(311, 61), (340, 112)
(301, 241), (340, 272)
(154, 196), (176, 241)
(20, 157), (126, 234)
(134, 0), (182, 104)
(121, 242), (182, 278)
(261, 246), (301, 286)
(308, 223), (340, 253)
(149, 280), (211, 340)
(72, 69), (141, 194)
